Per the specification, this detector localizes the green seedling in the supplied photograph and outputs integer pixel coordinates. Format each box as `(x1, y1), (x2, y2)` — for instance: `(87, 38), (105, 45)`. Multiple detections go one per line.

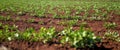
(38, 21), (44, 25)
(37, 27), (56, 43)
(0, 16), (11, 21)
(59, 20), (78, 26)
(59, 27), (101, 48)
(27, 19), (35, 23)
(104, 31), (120, 42)
(104, 22), (117, 29)
(80, 22), (87, 27)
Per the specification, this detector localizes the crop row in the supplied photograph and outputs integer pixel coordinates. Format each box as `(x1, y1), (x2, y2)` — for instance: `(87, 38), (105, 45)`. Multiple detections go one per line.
(0, 22), (120, 48)
(0, 0), (120, 20)
(0, 22), (100, 48)
(0, 15), (118, 29)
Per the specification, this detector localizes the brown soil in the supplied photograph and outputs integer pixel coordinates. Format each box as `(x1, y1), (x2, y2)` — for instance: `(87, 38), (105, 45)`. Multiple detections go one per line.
(0, 12), (120, 50)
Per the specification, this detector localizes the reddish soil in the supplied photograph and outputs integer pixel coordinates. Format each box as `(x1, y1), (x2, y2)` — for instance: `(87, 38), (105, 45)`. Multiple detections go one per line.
(0, 12), (120, 50)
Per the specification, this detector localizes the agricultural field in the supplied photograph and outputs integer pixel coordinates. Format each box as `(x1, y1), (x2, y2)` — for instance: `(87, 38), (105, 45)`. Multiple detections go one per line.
(0, 0), (120, 50)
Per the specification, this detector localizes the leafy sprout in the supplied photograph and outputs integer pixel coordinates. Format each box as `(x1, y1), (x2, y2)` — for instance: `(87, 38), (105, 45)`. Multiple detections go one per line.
(104, 31), (120, 42)
(104, 22), (117, 29)
(59, 27), (101, 48)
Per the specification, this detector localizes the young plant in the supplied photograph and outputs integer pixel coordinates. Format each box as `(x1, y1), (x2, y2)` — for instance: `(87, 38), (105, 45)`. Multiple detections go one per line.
(104, 22), (117, 29)
(0, 23), (2, 27)
(0, 27), (16, 41)
(80, 22), (88, 27)
(0, 16), (11, 21)
(37, 27), (56, 43)
(59, 27), (101, 48)
(27, 19), (35, 23)
(38, 21), (44, 25)
(19, 28), (35, 41)
(15, 17), (20, 21)
(59, 20), (78, 26)
(10, 24), (18, 30)
(104, 31), (120, 42)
